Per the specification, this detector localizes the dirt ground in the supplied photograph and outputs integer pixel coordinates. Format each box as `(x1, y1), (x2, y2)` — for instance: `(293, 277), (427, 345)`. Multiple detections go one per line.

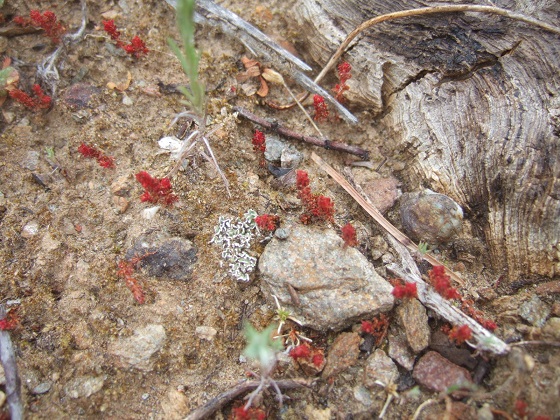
(0, 0), (559, 418)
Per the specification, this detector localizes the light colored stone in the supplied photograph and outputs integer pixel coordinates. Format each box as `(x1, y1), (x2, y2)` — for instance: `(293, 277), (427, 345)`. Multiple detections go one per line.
(259, 225), (394, 331)
(64, 375), (105, 399)
(396, 299), (430, 353)
(195, 326), (217, 341)
(364, 349), (399, 389)
(108, 324), (167, 371)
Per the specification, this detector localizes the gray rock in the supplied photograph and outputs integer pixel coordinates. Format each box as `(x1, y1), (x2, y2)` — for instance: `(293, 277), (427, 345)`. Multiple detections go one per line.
(64, 375), (105, 399)
(353, 385), (373, 406)
(258, 225), (394, 331)
(519, 295), (550, 327)
(108, 324), (166, 371)
(63, 83), (100, 109)
(23, 151), (40, 171)
(263, 134), (292, 162)
(400, 190), (463, 245)
(31, 382), (52, 395)
(413, 351), (472, 393)
(126, 233), (197, 281)
(364, 349), (399, 389)
(396, 299), (430, 353)
(387, 327), (416, 371)
(280, 147), (303, 168)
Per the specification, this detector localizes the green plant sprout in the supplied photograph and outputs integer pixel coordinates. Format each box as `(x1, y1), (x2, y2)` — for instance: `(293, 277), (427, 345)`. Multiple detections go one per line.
(166, 0), (230, 196)
(243, 322), (284, 410)
(417, 241), (430, 255)
(45, 146), (55, 159)
(167, 0), (205, 114)
(272, 294), (303, 334)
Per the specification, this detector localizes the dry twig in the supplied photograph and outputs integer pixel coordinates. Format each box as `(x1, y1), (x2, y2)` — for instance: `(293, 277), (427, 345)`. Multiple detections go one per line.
(310, 152), (509, 355)
(164, 0), (358, 123)
(234, 107), (369, 159)
(311, 152), (461, 284)
(183, 378), (308, 420)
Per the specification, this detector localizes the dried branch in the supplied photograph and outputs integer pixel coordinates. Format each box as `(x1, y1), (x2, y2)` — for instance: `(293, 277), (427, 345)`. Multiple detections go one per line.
(0, 305), (23, 420)
(385, 235), (509, 355)
(310, 152), (511, 354)
(163, 0), (358, 124)
(310, 152), (463, 285)
(184, 378), (308, 420)
(233, 107), (369, 159)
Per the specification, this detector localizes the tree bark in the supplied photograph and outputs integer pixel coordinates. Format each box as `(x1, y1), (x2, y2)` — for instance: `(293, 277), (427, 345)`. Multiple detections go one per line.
(294, 0), (560, 281)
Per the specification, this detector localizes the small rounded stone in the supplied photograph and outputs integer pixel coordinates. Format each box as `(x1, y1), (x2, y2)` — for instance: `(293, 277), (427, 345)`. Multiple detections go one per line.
(400, 190), (463, 245)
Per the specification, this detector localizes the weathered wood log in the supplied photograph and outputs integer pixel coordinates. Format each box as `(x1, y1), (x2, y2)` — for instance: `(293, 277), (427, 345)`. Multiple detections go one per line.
(294, 0), (560, 281)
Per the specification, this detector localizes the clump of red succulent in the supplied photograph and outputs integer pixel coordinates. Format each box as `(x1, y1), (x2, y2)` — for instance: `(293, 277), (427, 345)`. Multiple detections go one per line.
(251, 129), (266, 153)
(391, 280), (418, 299)
(78, 143), (115, 168)
(0, 308), (19, 331)
(230, 405), (266, 420)
(341, 222), (358, 247)
(428, 266), (461, 300)
(296, 170), (335, 224)
(447, 324), (472, 345)
(460, 297), (498, 331)
(102, 19), (148, 58)
(289, 343), (326, 375)
(251, 129), (266, 167)
(9, 84), (52, 110)
(117, 259), (145, 304)
(13, 10), (66, 43)
(333, 61), (352, 103)
(135, 171), (178, 206)
(255, 214), (280, 233)
(361, 314), (389, 347)
(312, 94), (329, 122)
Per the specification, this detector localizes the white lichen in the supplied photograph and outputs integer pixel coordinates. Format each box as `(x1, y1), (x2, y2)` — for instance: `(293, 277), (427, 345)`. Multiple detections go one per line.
(210, 209), (258, 282)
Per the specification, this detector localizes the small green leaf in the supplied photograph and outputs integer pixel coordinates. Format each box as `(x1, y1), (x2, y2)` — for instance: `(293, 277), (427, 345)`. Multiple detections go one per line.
(243, 322), (283, 370)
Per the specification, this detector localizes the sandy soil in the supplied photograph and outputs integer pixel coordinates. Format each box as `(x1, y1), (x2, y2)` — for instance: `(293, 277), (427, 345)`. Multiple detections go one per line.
(0, 0), (558, 418)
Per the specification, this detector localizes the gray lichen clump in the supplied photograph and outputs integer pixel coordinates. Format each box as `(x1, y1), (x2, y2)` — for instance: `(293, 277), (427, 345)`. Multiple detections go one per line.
(210, 209), (258, 282)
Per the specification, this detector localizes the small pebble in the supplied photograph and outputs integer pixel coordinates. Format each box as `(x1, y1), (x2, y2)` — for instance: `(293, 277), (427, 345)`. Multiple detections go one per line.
(353, 385), (373, 406)
(32, 382), (52, 395)
(122, 94), (134, 106)
(23, 151), (40, 171)
(363, 349), (399, 389)
(22, 221), (40, 238)
(400, 190), (463, 245)
(413, 351), (472, 393)
(195, 326), (217, 341)
(322, 332), (361, 379)
(274, 227), (291, 240)
(142, 206), (160, 219)
(519, 295), (550, 327)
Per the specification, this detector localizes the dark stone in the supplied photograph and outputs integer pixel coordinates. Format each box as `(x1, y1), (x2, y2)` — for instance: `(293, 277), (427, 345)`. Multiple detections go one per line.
(63, 83), (100, 109)
(413, 351), (473, 393)
(126, 234), (197, 281)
